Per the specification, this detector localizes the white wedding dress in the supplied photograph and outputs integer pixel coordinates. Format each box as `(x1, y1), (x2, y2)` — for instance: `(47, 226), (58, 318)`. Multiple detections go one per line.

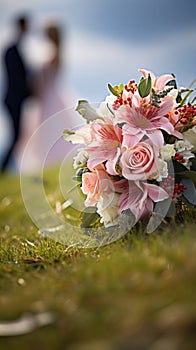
(16, 36), (82, 174)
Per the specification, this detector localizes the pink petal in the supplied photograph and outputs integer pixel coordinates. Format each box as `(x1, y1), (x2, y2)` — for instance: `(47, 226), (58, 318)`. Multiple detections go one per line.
(138, 68), (156, 84)
(145, 183), (169, 202)
(122, 130), (144, 148)
(151, 117), (174, 134)
(114, 179), (128, 193)
(106, 147), (121, 175)
(172, 129), (183, 139)
(87, 149), (115, 170)
(156, 74), (175, 90)
(147, 130), (164, 148)
(139, 198), (153, 219)
(158, 96), (174, 116)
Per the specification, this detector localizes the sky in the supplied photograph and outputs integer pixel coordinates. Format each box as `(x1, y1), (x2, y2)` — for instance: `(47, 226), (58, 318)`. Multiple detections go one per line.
(0, 0), (196, 160)
(0, 0), (196, 102)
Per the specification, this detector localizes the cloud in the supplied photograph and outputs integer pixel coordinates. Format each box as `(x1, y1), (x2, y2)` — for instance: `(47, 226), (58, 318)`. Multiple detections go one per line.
(66, 25), (196, 100)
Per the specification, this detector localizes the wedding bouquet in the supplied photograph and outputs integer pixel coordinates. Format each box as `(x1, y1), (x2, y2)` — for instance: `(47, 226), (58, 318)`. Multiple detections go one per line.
(63, 69), (196, 231)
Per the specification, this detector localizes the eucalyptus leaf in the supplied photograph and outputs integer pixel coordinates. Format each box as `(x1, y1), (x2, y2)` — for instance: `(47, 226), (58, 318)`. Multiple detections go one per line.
(190, 157), (196, 171)
(81, 207), (100, 228)
(172, 160), (188, 173)
(138, 74), (152, 98)
(178, 171), (196, 186)
(62, 129), (84, 144)
(147, 197), (172, 233)
(166, 201), (176, 217)
(62, 129), (77, 142)
(76, 100), (101, 121)
(181, 178), (196, 206)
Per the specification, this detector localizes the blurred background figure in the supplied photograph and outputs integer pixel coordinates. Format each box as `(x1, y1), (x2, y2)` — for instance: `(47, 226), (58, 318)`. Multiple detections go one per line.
(0, 15), (32, 173)
(38, 22), (64, 118)
(15, 18), (81, 173)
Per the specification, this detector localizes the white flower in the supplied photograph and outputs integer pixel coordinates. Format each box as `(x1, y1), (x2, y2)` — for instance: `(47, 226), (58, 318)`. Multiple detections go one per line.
(149, 159), (168, 182)
(174, 138), (194, 169)
(105, 94), (117, 105)
(97, 193), (120, 227)
(181, 150), (195, 169)
(175, 139), (193, 152)
(183, 126), (196, 152)
(73, 149), (89, 169)
(160, 144), (175, 161)
(96, 95), (116, 118)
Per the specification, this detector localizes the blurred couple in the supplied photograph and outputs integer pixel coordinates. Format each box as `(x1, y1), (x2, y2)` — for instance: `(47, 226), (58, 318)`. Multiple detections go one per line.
(1, 14), (76, 173)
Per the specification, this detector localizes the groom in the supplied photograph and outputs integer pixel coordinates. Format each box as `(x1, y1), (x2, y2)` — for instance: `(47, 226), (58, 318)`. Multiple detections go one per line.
(1, 15), (32, 172)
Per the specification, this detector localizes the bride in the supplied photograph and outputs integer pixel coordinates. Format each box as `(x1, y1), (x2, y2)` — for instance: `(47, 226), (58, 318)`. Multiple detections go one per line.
(16, 20), (81, 173)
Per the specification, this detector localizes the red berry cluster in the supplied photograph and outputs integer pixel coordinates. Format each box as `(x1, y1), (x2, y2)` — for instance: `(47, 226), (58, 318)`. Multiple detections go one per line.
(124, 80), (138, 94)
(113, 96), (133, 110)
(113, 97), (123, 110)
(174, 152), (186, 164)
(161, 177), (187, 200)
(112, 80), (138, 110)
(173, 183), (187, 199)
(175, 105), (196, 125)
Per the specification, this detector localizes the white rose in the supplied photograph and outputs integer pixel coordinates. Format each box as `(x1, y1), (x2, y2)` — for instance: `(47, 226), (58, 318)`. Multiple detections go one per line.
(160, 144), (175, 161)
(149, 159), (168, 182)
(73, 149), (89, 169)
(97, 193), (120, 227)
(183, 126), (196, 152)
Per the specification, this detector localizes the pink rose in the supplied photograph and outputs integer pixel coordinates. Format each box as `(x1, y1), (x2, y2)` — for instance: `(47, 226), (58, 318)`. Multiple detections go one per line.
(120, 140), (159, 181)
(81, 165), (115, 206)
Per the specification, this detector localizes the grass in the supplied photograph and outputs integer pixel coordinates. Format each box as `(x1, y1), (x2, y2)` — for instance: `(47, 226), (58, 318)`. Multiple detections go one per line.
(0, 166), (196, 350)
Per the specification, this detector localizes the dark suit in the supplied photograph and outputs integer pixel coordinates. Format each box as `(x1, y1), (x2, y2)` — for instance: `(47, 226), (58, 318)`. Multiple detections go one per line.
(1, 41), (31, 171)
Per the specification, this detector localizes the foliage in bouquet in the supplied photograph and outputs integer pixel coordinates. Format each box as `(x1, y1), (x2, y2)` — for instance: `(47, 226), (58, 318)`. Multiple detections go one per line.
(63, 69), (196, 231)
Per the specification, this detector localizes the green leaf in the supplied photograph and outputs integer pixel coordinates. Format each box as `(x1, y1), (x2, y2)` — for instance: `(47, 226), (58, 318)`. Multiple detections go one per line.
(72, 176), (82, 182)
(80, 207), (100, 228)
(177, 171), (196, 186)
(188, 77), (196, 89)
(118, 83), (124, 93)
(138, 74), (152, 98)
(179, 89), (194, 107)
(62, 129), (75, 137)
(108, 83), (121, 97)
(181, 178), (196, 206)
(190, 157), (196, 171)
(172, 160), (188, 173)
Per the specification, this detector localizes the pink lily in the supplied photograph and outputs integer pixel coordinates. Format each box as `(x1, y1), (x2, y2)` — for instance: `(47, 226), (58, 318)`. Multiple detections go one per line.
(138, 68), (175, 91)
(118, 180), (168, 221)
(86, 120), (123, 174)
(117, 95), (176, 148)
